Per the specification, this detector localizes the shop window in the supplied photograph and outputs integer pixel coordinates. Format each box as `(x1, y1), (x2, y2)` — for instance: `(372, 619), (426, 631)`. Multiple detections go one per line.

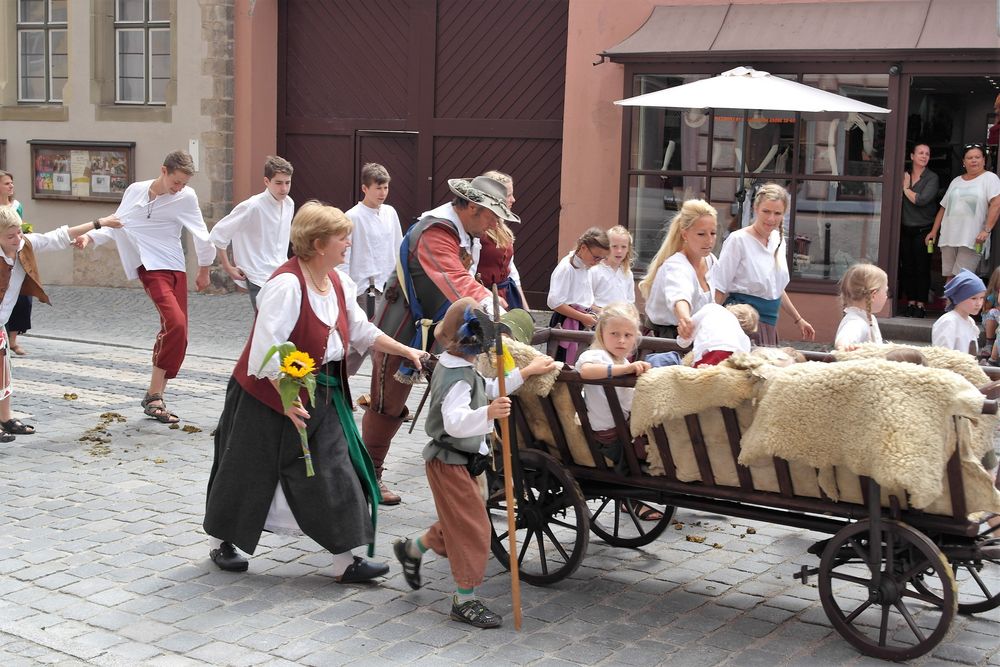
(624, 71), (889, 284)
(16, 0), (67, 103)
(114, 0), (170, 105)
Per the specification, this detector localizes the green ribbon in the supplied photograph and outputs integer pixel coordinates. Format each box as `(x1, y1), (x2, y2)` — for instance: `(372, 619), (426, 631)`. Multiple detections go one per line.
(317, 372), (381, 557)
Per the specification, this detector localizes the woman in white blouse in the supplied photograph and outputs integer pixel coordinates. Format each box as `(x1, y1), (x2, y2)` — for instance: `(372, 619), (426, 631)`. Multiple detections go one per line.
(713, 183), (815, 345)
(204, 201), (424, 582)
(638, 199), (719, 340)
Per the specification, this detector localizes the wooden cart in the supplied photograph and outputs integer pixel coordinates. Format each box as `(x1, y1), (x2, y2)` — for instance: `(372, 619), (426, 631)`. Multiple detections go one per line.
(486, 329), (1000, 661)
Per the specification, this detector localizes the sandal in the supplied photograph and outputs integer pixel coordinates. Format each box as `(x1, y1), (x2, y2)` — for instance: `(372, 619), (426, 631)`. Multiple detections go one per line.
(0, 431), (14, 443)
(633, 501), (664, 522)
(0, 418), (34, 435)
(393, 539), (423, 590)
(141, 393), (180, 424)
(451, 598), (502, 629)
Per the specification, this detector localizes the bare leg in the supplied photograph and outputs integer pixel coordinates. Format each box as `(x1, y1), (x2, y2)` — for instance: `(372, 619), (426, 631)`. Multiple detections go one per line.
(147, 366), (168, 397)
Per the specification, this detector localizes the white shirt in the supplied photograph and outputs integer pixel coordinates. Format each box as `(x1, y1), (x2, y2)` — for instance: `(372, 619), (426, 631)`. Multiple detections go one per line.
(590, 262), (635, 308)
(249, 270), (381, 378)
(0, 227), (72, 325)
(676, 303), (752, 364)
(340, 202), (403, 296)
(645, 252), (716, 326)
(87, 180), (215, 280)
(547, 252), (594, 310)
(931, 309), (980, 355)
(209, 190), (293, 287)
(436, 351), (524, 454)
(713, 228), (789, 300)
(576, 347), (633, 431)
(835, 306), (883, 348)
(938, 172), (1000, 249)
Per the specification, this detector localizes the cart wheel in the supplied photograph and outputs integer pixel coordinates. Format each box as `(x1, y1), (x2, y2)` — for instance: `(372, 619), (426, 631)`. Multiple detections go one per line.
(487, 449), (588, 586)
(588, 496), (675, 548)
(818, 519), (956, 661)
(911, 534), (1000, 615)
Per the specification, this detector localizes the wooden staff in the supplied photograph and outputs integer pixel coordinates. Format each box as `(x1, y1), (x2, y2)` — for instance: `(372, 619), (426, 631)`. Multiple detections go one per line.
(493, 284), (522, 630)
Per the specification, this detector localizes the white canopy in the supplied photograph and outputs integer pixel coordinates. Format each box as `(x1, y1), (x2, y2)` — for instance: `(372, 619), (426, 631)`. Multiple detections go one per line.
(615, 66), (891, 114)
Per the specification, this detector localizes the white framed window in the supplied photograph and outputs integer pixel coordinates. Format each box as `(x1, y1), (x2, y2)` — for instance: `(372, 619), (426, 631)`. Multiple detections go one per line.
(114, 0), (170, 105)
(16, 0), (68, 103)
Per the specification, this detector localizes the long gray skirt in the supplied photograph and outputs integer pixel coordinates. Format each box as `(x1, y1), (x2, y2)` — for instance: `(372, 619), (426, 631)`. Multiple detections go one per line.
(203, 377), (373, 555)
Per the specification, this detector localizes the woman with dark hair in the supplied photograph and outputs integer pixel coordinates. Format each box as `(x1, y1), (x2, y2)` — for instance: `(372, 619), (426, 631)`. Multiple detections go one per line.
(898, 143), (939, 317)
(925, 144), (1000, 279)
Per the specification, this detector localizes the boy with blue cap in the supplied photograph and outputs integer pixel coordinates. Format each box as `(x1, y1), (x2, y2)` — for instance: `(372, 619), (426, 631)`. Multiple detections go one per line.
(931, 268), (986, 355)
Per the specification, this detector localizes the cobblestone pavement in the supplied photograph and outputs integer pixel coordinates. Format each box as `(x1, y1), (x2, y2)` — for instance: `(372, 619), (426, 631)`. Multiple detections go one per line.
(0, 286), (997, 665)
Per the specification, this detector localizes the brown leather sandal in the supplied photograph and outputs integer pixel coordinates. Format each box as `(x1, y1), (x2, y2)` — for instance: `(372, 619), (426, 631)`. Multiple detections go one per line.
(141, 393), (180, 424)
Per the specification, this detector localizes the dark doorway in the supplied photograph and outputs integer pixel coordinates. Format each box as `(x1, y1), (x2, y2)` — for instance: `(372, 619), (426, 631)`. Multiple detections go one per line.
(276, 0), (568, 305)
(898, 75), (999, 314)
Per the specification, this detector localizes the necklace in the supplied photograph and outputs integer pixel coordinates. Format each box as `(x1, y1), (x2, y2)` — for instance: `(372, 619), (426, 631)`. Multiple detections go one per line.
(147, 185), (160, 219)
(750, 224), (770, 246)
(301, 260), (330, 294)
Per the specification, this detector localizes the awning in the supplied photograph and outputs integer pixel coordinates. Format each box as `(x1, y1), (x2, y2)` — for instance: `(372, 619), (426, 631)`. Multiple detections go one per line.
(601, 0), (1000, 60)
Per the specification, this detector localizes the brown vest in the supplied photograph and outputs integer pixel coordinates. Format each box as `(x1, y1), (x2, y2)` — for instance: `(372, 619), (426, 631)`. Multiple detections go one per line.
(233, 258), (351, 415)
(0, 239), (50, 306)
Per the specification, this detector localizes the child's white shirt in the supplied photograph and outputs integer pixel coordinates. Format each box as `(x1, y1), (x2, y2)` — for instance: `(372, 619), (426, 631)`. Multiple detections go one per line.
(644, 252), (716, 326)
(931, 309), (980, 355)
(835, 306), (883, 348)
(575, 348), (633, 431)
(547, 252), (594, 310)
(675, 303), (752, 364)
(340, 202), (403, 297)
(591, 262), (635, 307)
(437, 351), (524, 454)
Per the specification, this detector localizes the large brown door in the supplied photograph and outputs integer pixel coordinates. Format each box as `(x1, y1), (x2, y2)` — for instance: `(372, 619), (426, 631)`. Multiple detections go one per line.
(277, 0), (567, 303)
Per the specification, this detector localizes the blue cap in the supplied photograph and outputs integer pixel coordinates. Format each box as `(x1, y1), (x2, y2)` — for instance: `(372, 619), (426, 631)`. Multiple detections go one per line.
(943, 269), (986, 306)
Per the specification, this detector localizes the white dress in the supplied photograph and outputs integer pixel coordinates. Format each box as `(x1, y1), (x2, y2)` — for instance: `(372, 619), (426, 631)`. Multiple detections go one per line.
(835, 306), (883, 348)
(591, 262), (635, 308)
(547, 253), (594, 310)
(931, 310), (980, 355)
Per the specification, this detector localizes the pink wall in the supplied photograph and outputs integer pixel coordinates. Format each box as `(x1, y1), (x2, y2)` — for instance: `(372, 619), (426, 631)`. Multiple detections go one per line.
(560, 0), (907, 344)
(233, 0), (279, 203)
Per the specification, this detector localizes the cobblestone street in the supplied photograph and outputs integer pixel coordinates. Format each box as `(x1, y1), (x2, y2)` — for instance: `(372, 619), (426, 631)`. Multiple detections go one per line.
(0, 287), (997, 665)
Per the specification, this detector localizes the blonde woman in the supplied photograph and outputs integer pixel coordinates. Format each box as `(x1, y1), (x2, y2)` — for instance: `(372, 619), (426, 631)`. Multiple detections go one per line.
(469, 170), (528, 309)
(0, 170), (30, 355)
(638, 199), (718, 340)
(714, 183), (815, 345)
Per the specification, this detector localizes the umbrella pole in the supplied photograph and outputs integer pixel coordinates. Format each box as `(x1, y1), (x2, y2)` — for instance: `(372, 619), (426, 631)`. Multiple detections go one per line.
(735, 108), (750, 228)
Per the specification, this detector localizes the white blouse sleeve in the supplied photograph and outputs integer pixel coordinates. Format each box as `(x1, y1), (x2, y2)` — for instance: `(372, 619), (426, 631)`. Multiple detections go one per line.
(546, 256), (573, 309)
(248, 274), (302, 378)
(338, 270), (382, 352)
(660, 258), (695, 313)
(712, 233), (743, 295)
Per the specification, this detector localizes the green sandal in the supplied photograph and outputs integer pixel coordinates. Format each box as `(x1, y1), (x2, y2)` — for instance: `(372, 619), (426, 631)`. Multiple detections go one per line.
(141, 393), (180, 424)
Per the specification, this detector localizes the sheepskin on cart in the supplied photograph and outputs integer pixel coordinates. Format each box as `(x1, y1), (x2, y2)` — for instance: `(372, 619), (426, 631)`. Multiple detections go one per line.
(481, 328), (1000, 662)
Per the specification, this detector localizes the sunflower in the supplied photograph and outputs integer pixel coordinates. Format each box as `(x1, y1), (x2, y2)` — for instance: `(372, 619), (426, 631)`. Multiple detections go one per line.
(280, 350), (316, 379)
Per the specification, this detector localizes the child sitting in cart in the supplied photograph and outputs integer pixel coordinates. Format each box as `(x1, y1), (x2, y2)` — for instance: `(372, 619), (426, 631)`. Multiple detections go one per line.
(576, 302), (651, 474)
(932, 269), (986, 356)
(835, 263), (888, 350)
(676, 302), (759, 367)
(393, 297), (555, 629)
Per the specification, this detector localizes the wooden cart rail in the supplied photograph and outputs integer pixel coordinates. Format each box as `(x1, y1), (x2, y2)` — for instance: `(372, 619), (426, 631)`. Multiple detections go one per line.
(486, 328), (1000, 661)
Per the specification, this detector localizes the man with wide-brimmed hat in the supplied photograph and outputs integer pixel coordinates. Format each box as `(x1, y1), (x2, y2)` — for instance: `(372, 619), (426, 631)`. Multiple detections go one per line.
(362, 175), (520, 504)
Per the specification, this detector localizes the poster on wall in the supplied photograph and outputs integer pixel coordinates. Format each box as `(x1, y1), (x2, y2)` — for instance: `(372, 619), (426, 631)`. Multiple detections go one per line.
(28, 140), (135, 202)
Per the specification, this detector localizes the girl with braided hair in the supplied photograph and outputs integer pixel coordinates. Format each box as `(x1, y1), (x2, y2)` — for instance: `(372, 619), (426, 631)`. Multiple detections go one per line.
(714, 183), (815, 345)
(834, 263), (888, 350)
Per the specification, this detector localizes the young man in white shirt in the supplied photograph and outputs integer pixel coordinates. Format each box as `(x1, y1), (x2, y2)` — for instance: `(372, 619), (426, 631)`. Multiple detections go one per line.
(210, 156), (294, 311)
(341, 163), (403, 317)
(76, 150), (215, 424)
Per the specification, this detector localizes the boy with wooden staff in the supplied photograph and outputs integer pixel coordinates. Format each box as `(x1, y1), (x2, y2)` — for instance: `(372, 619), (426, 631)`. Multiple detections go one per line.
(393, 296), (554, 628)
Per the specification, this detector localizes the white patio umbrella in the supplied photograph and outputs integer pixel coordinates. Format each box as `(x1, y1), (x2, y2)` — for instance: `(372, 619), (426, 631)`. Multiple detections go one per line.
(615, 66), (891, 221)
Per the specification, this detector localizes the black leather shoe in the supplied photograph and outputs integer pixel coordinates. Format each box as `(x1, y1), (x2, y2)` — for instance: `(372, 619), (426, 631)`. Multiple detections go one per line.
(336, 556), (389, 583)
(915, 305), (926, 318)
(210, 541), (248, 572)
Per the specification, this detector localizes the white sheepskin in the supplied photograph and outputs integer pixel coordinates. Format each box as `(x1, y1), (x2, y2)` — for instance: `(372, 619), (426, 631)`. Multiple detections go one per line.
(738, 358), (999, 511)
